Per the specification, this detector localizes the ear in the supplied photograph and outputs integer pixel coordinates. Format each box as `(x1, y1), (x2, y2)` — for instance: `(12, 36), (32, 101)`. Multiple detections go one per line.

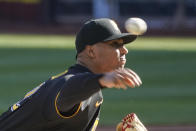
(86, 45), (96, 58)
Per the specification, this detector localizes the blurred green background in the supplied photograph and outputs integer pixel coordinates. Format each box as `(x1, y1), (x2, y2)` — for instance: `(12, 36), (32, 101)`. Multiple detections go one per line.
(0, 34), (196, 126)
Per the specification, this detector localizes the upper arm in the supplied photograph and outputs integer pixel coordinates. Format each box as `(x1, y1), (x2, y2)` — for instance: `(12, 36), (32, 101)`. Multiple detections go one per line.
(56, 73), (103, 113)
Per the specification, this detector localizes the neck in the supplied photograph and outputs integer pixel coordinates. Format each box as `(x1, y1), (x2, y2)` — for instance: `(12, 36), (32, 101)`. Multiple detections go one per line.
(76, 58), (102, 74)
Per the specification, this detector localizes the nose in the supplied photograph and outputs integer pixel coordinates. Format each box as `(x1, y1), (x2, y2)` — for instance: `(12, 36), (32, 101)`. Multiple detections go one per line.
(120, 45), (128, 55)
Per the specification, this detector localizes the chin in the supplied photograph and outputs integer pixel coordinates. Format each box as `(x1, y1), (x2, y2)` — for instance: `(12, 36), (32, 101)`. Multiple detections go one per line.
(106, 63), (125, 72)
(117, 64), (125, 69)
(119, 62), (126, 68)
(120, 65), (125, 68)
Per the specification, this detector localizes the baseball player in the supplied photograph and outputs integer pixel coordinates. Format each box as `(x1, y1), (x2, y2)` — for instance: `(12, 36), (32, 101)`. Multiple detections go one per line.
(0, 18), (142, 131)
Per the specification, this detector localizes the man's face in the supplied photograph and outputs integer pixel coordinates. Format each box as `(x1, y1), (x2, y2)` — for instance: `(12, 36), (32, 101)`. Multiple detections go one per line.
(93, 39), (128, 72)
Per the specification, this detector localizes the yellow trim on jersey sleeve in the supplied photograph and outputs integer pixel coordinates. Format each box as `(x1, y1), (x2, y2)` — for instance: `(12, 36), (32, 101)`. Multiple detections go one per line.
(12, 103), (19, 111)
(55, 91), (81, 119)
(24, 83), (43, 98)
(91, 118), (99, 131)
(51, 70), (67, 80)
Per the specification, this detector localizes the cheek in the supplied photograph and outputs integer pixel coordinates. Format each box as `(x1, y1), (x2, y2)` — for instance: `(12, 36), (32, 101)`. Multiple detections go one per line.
(116, 50), (121, 58)
(110, 49), (120, 60)
(94, 46), (120, 63)
(101, 49), (120, 63)
(95, 48), (122, 71)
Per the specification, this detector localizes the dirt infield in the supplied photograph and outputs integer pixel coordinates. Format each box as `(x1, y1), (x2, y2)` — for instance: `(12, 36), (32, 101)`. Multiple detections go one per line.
(97, 125), (196, 131)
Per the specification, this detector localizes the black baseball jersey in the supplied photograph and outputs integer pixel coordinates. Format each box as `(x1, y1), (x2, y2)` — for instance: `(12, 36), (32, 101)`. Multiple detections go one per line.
(0, 64), (104, 131)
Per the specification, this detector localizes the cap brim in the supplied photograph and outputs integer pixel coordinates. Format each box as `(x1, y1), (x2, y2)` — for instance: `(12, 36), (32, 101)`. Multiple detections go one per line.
(102, 33), (137, 44)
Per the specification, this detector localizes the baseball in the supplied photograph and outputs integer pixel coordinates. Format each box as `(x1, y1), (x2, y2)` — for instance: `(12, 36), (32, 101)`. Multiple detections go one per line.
(125, 18), (147, 35)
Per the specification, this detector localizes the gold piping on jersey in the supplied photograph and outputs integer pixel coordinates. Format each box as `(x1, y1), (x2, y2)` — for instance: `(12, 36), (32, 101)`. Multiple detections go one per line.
(24, 83), (44, 98)
(51, 70), (67, 80)
(95, 99), (103, 108)
(55, 91), (81, 119)
(91, 118), (99, 131)
(11, 103), (20, 111)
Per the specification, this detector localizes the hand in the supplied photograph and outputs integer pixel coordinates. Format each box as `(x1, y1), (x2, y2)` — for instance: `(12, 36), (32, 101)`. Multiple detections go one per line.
(99, 68), (142, 89)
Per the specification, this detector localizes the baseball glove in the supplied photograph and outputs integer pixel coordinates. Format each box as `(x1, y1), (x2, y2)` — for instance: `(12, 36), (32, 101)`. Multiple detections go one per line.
(116, 113), (148, 131)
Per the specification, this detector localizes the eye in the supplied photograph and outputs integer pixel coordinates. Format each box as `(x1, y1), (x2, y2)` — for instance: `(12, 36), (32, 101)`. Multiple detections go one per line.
(110, 42), (123, 48)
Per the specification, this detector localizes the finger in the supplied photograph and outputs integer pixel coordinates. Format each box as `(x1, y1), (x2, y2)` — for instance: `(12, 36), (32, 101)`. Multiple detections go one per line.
(123, 77), (136, 88)
(127, 68), (142, 85)
(115, 74), (128, 89)
(116, 72), (136, 88)
(125, 68), (142, 85)
(116, 69), (140, 87)
(124, 69), (141, 87)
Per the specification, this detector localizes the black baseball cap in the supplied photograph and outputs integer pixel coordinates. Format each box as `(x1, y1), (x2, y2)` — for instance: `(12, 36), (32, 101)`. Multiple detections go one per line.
(75, 18), (137, 54)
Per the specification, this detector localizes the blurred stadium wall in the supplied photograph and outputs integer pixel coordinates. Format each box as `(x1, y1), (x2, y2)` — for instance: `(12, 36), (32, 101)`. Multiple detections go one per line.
(0, 0), (196, 35)
(0, 0), (41, 22)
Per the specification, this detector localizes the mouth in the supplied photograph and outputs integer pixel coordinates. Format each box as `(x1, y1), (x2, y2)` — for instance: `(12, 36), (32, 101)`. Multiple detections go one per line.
(120, 57), (126, 61)
(120, 58), (126, 64)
